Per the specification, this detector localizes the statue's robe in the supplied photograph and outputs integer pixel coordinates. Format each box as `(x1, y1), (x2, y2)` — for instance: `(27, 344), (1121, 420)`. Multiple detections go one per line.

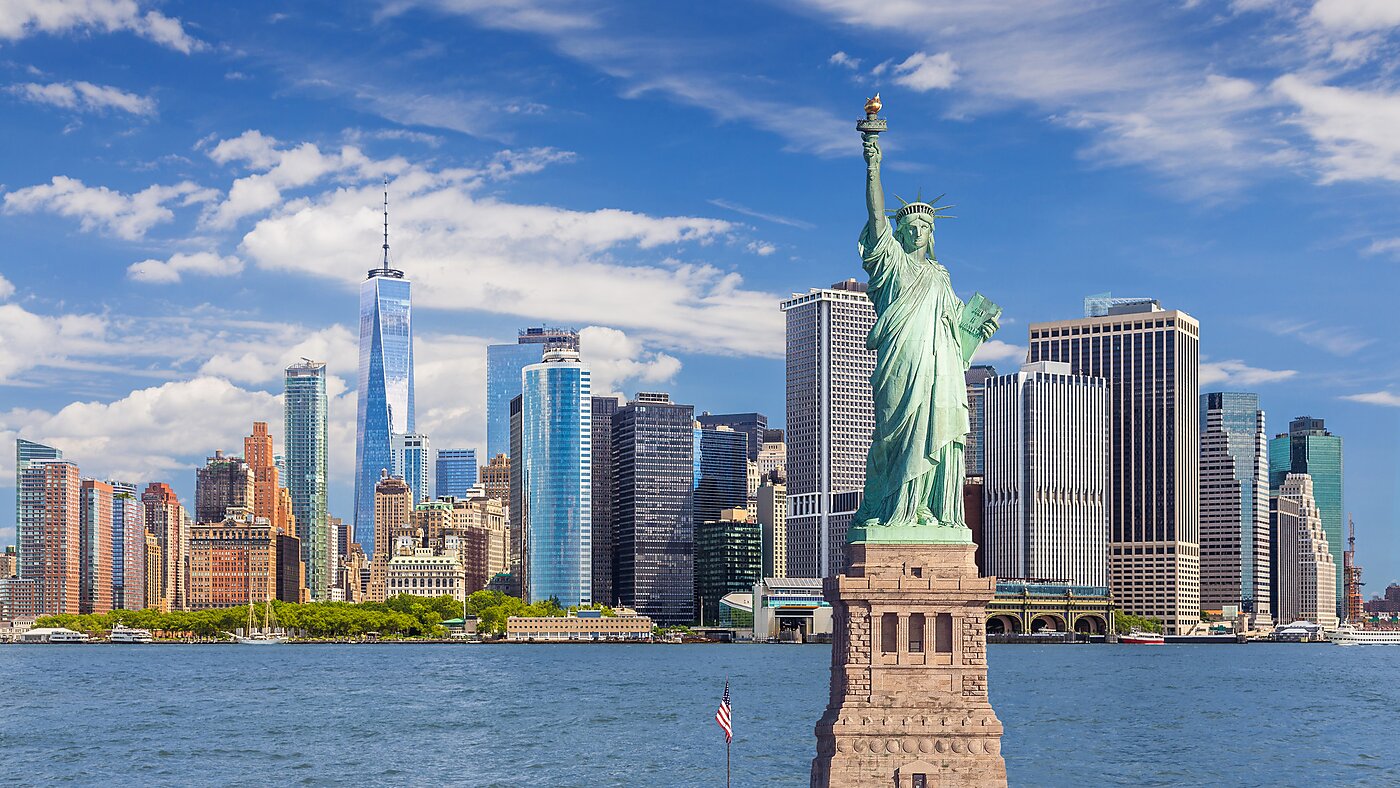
(852, 217), (970, 530)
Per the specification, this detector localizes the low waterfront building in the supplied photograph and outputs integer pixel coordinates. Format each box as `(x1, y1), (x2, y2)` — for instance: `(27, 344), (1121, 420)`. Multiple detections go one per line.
(719, 592), (754, 629)
(752, 577), (833, 641)
(505, 610), (653, 642)
(984, 581), (1114, 637)
(385, 546), (467, 600)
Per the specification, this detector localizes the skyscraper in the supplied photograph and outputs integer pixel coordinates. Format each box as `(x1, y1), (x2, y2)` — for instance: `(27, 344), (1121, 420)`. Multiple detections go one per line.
(781, 279), (877, 578)
(18, 459), (81, 616)
(354, 188), (415, 559)
(109, 481), (145, 610)
(435, 448), (479, 499)
(964, 365), (998, 478)
(1027, 300), (1201, 635)
(285, 360), (330, 600)
(368, 472), (413, 602)
(1269, 416), (1344, 614)
(245, 422), (280, 526)
(480, 453), (510, 503)
(757, 478), (788, 578)
(983, 361), (1110, 587)
(590, 395), (620, 605)
(194, 451), (254, 524)
(521, 350), (592, 606)
(486, 326), (580, 460)
(1200, 393), (1271, 625)
(695, 425), (749, 530)
(613, 392), (695, 624)
(696, 412), (767, 461)
(78, 479), (114, 615)
(694, 509), (762, 625)
(15, 438), (61, 569)
(393, 433), (432, 502)
(1270, 473), (1338, 628)
(142, 482), (189, 612)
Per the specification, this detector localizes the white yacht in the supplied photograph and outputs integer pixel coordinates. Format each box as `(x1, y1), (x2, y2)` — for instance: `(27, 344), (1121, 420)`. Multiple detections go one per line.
(1331, 624), (1400, 646)
(108, 625), (153, 644)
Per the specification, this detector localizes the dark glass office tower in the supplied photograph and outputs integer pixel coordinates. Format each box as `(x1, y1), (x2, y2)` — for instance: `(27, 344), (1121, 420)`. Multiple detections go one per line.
(695, 412), (767, 461)
(612, 392), (695, 624)
(694, 426), (748, 526)
(590, 395), (620, 605)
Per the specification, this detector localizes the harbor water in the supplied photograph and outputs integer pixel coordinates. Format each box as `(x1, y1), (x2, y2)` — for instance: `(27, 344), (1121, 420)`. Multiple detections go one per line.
(2, 643), (1395, 786)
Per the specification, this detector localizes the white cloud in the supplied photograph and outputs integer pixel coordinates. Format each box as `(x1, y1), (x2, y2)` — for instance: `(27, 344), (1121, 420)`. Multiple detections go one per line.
(1264, 319), (1374, 356)
(829, 51), (861, 69)
(0, 303), (112, 383)
(3, 175), (216, 240)
(0, 274), (13, 300)
(1200, 359), (1298, 387)
(238, 171), (782, 356)
(707, 198), (816, 230)
(578, 326), (682, 397)
(891, 51), (958, 91)
(1309, 0), (1400, 34)
(971, 339), (1024, 365)
(746, 241), (776, 256)
(128, 252), (245, 283)
(0, 0), (200, 53)
(1341, 390), (1400, 407)
(1273, 75), (1400, 183)
(1362, 237), (1400, 258)
(8, 80), (156, 115)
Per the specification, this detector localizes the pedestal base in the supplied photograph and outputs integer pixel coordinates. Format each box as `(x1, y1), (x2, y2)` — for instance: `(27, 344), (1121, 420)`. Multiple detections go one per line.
(810, 542), (1006, 788)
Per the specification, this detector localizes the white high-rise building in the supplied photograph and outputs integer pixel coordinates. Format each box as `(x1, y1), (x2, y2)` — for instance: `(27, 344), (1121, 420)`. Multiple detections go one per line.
(1271, 473), (1337, 628)
(983, 361), (1110, 587)
(1028, 300), (1201, 634)
(1200, 392), (1271, 627)
(393, 433), (432, 503)
(781, 280), (876, 578)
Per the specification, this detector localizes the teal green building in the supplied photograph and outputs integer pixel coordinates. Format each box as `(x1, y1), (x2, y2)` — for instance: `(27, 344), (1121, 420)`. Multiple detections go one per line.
(1269, 416), (1343, 614)
(694, 512), (762, 626)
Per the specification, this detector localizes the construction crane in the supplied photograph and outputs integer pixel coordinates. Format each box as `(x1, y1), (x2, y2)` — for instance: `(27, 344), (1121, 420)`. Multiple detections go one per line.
(1343, 514), (1364, 623)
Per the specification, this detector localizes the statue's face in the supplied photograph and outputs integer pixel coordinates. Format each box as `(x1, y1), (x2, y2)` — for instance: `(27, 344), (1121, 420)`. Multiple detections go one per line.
(897, 215), (935, 257)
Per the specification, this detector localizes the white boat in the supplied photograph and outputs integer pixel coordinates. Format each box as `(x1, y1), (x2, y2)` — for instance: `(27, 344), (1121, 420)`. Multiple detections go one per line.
(1331, 624), (1400, 646)
(229, 595), (288, 645)
(108, 625), (153, 644)
(1119, 630), (1164, 645)
(46, 629), (90, 643)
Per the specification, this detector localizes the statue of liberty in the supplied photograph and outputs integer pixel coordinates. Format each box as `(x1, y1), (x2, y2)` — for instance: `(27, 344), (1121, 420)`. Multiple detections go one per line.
(850, 96), (1000, 544)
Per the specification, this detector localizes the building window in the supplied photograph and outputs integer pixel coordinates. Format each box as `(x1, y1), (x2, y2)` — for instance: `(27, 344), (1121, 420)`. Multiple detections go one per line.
(935, 613), (953, 653)
(912, 776), (927, 788)
(908, 613), (924, 652)
(881, 612), (897, 653)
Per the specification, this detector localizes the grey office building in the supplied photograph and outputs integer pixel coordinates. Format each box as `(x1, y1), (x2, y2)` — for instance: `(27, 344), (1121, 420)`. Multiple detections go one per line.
(590, 395), (620, 605)
(1200, 392), (1271, 626)
(696, 412), (767, 461)
(612, 392), (695, 624)
(964, 365), (998, 477)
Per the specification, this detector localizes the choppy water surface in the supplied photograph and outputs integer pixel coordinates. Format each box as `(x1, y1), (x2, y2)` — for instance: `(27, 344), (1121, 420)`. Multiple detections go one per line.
(2, 643), (1395, 786)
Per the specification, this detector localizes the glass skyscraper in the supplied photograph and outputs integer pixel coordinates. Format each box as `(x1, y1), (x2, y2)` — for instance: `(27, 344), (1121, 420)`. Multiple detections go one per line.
(15, 438), (62, 570)
(286, 360), (329, 598)
(1269, 416), (1343, 614)
(520, 350), (592, 607)
(1200, 393), (1271, 625)
(435, 448), (478, 499)
(694, 426), (749, 527)
(695, 412), (767, 461)
(964, 365), (997, 477)
(613, 392), (695, 624)
(485, 327), (580, 461)
(393, 433), (431, 502)
(354, 222), (415, 559)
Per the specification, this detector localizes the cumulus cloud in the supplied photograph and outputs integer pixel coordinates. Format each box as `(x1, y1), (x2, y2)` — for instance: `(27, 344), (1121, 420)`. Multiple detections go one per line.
(746, 241), (777, 256)
(891, 51), (958, 91)
(0, 0), (201, 53)
(970, 339), (1024, 365)
(578, 326), (682, 397)
(0, 302), (110, 383)
(3, 175), (216, 240)
(0, 274), (13, 300)
(1200, 359), (1298, 387)
(1273, 75), (1400, 183)
(8, 80), (155, 115)
(1308, 0), (1400, 34)
(829, 51), (861, 69)
(1341, 390), (1400, 407)
(128, 251), (244, 283)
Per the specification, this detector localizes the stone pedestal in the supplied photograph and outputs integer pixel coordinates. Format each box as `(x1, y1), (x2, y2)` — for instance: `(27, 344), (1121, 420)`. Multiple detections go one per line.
(810, 542), (1006, 788)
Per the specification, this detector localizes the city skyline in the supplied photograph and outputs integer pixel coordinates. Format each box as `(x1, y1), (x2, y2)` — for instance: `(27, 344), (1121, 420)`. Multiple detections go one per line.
(0, 1), (1397, 585)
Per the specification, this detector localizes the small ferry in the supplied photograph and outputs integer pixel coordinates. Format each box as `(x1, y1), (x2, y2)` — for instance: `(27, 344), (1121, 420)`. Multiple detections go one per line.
(1330, 624), (1400, 646)
(108, 625), (153, 644)
(1119, 630), (1164, 645)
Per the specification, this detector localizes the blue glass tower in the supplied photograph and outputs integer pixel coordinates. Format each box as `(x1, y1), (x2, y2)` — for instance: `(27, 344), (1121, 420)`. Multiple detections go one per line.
(694, 426), (749, 525)
(435, 448), (478, 499)
(485, 327), (580, 461)
(354, 186), (414, 556)
(521, 350), (592, 606)
(15, 438), (61, 570)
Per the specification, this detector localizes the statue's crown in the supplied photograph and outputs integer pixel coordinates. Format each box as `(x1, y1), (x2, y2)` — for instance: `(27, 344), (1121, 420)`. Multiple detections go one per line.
(891, 191), (955, 222)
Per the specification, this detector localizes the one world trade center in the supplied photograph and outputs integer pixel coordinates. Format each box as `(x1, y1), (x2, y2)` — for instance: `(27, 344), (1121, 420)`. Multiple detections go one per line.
(354, 184), (415, 556)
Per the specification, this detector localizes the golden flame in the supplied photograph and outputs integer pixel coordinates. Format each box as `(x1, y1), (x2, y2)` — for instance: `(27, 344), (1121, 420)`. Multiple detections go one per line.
(864, 93), (882, 116)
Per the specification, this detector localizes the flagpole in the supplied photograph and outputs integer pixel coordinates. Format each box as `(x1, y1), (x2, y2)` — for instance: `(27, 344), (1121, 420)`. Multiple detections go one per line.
(726, 737), (730, 788)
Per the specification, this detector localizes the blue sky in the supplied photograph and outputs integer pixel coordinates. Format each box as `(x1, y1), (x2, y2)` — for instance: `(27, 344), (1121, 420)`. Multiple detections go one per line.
(1, 0), (1397, 585)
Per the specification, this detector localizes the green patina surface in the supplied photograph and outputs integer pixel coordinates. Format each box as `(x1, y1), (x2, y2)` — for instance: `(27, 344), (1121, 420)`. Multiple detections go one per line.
(850, 118), (998, 545)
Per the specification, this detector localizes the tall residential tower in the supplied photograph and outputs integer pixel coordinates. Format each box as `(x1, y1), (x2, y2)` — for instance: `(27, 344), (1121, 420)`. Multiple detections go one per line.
(286, 360), (330, 599)
(1200, 393), (1271, 625)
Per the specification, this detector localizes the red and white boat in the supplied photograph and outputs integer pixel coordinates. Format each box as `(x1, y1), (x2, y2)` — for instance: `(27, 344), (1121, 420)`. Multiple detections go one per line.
(1119, 630), (1164, 645)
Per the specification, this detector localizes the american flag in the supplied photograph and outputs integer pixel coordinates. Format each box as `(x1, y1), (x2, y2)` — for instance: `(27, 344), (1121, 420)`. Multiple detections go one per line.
(715, 679), (732, 743)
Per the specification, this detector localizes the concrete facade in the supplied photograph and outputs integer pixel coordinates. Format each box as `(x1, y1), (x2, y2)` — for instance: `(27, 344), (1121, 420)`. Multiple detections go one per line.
(811, 542), (1005, 788)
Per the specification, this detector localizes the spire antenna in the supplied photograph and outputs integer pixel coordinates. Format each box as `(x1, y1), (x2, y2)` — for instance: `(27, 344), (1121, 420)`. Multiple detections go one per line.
(382, 176), (391, 267)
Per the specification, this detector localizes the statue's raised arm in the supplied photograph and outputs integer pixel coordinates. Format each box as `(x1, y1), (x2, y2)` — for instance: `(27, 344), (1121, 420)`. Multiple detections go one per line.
(863, 132), (884, 231)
